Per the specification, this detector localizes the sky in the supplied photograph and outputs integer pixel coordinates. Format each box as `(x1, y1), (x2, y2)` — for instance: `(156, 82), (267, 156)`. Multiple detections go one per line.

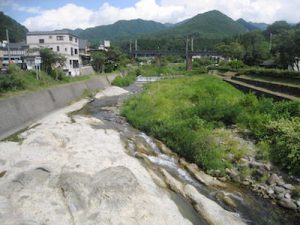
(0, 0), (300, 31)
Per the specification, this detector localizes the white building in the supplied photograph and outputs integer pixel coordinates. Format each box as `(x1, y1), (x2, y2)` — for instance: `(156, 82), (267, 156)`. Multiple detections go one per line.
(26, 31), (81, 76)
(98, 40), (111, 51)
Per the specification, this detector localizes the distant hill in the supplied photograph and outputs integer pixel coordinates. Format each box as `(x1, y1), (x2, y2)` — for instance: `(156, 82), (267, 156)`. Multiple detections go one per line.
(248, 22), (269, 31)
(67, 10), (249, 48)
(127, 10), (249, 51)
(0, 12), (28, 42)
(72, 19), (168, 44)
(155, 10), (248, 39)
(237, 19), (259, 31)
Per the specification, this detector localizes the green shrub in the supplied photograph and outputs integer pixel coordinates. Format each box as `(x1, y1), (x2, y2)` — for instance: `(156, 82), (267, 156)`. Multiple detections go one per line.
(0, 74), (24, 92)
(112, 75), (135, 87)
(267, 118), (300, 176)
(8, 64), (21, 74)
(238, 67), (300, 79)
(256, 141), (270, 161)
(50, 69), (66, 81)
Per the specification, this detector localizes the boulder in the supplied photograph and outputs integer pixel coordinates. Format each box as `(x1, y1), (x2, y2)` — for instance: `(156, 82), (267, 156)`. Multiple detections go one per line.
(282, 184), (295, 191)
(274, 186), (286, 194)
(184, 184), (247, 225)
(186, 163), (226, 188)
(215, 191), (237, 209)
(267, 174), (281, 185)
(284, 193), (291, 199)
(278, 199), (298, 210)
(160, 169), (185, 197)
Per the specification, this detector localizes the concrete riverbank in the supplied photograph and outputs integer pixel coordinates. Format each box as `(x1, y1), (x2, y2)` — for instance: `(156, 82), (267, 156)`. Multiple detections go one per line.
(0, 75), (116, 140)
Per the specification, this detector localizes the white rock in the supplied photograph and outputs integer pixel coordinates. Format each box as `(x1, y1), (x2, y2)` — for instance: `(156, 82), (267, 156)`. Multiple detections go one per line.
(184, 184), (247, 225)
(0, 87), (192, 225)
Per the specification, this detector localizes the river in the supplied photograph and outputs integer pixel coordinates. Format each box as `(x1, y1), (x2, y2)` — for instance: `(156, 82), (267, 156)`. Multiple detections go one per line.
(74, 83), (300, 225)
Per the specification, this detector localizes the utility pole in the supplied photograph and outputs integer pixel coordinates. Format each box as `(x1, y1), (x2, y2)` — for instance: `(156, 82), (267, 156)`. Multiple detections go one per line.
(186, 37), (189, 71)
(191, 37), (194, 52)
(6, 29), (11, 63)
(129, 40), (132, 53)
(135, 40), (137, 58)
(269, 32), (273, 51)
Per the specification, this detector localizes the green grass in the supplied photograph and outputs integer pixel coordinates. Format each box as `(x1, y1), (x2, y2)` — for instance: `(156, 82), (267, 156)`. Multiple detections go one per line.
(122, 74), (300, 175)
(0, 65), (105, 99)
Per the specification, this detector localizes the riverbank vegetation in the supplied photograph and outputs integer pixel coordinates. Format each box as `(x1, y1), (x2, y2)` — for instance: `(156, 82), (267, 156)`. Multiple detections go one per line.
(122, 75), (300, 176)
(0, 64), (94, 99)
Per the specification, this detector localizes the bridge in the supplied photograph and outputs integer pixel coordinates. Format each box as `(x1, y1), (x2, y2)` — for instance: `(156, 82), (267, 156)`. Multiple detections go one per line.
(125, 39), (222, 70)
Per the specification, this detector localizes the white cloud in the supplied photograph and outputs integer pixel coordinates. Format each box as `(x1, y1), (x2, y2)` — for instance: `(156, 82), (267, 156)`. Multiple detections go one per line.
(22, 0), (300, 31)
(23, 4), (94, 31)
(0, 0), (41, 14)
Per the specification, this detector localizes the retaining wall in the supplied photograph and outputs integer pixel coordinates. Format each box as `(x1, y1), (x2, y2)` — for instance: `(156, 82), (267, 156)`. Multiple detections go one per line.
(0, 75), (116, 140)
(232, 76), (300, 98)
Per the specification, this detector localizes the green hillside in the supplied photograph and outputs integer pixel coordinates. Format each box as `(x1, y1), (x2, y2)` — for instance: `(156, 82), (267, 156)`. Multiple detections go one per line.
(0, 12), (28, 42)
(130, 10), (249, 51)
(248, 22), (269, 31)
(156, 10), (248, 39)
(237, 19), (259, 31)
(74, 19), (167, 44)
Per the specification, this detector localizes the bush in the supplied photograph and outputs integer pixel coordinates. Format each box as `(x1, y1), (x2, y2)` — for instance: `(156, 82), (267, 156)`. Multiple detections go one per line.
(50, 69), (66, 81)
(238, 67), (300, 79)
(267, 118), (300, 176)
(112, 74), (136, 87)
(0, 74), (24, 92)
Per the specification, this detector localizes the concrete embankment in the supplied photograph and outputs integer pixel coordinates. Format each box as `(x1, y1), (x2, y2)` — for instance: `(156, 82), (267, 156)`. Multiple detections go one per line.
(0, 75), (116, 140)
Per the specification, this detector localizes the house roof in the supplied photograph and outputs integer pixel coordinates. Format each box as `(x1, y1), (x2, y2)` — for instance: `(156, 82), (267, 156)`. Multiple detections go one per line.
(27, 31), (78, 38)
(0, 41), (29, 50)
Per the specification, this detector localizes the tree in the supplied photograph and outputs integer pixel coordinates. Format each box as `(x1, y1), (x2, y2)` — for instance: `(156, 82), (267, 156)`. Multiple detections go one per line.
(40, 48), (66, 77)
(266, 21), (290, 35)
(91, 47), (128, 73)
(240, 31), (270, 66)
(272, 29), (300, 70)
(216, 42), (244, 60)
(91, 51), (106, 73)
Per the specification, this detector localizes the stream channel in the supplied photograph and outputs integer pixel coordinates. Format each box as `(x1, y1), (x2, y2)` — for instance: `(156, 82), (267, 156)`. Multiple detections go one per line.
(74, 83), (300, 225)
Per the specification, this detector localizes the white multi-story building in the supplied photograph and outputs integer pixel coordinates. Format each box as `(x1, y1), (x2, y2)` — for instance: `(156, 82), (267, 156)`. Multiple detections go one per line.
(26, 31), (81, 76)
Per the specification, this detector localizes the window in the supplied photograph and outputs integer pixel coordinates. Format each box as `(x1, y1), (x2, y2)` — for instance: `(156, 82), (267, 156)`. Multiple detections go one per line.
(57, 46), (60, 52)
(39, 39), (44, 43)
(75, 38), (78, 43)
(71, 47), (73, 56)
(57, 36), (64, 41)
(69, 36), (73, 42)
(49, 35), (52, 39)
(69, 60), (72, 65)
(65, 48), (67, 52)
(74, 49), (78, 55)
(73, 60), (79, 68)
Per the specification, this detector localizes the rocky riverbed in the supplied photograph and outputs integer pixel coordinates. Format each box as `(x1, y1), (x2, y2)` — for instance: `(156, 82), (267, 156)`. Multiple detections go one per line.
(0, 85), (299, 225)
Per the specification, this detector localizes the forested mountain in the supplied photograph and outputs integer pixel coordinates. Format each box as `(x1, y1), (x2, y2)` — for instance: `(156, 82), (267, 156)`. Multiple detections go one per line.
(156, 10), (248, 39)
(70, 19), (168, 44)
(237, 19), (260, 31)
(237, 19), (269, 31)
(67, 10), (249, 49)
(248, 22), (269, 31)
(0, 12), (28, 42)
(121, 10), (249, 51)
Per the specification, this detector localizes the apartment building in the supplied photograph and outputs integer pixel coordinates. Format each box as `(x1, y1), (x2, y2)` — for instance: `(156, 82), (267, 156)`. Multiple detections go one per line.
(26, 31), (81, 76)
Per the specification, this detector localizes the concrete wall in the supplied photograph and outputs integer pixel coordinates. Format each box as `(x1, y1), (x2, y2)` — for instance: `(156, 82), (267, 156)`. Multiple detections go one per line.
(232, 76), (300, 98)
(0, 75), (116, 140)
(80, 66), (95, 76)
